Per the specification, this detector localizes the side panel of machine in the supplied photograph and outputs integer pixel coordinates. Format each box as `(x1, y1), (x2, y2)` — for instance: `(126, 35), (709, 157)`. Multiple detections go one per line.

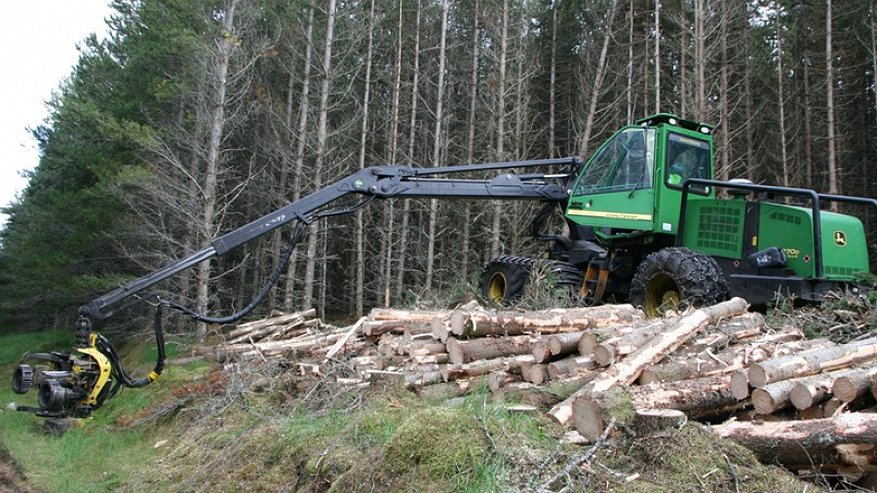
(757, 204), (816, 278)
(678, 198), (745, 259)
(819, 211), (869, 280)
(758, 204), (869, 280)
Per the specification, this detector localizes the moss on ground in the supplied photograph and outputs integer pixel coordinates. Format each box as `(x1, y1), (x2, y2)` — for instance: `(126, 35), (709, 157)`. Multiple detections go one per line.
(584, 424), (816, 493)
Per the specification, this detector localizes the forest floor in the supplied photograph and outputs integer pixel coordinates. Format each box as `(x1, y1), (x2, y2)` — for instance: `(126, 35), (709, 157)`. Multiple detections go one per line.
(1, 291), (875, 492)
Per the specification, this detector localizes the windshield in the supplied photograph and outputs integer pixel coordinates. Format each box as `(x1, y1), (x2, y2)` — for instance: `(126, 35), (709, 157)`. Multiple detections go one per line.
(574, 128), (655, 196)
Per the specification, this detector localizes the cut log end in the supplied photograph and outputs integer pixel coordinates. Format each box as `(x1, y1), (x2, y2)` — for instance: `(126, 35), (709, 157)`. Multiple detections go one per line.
(633, 408), (687, 436)
(790, 383), (822, 411)
(729, 370), (750, 401)
(571, 396), (605, 442)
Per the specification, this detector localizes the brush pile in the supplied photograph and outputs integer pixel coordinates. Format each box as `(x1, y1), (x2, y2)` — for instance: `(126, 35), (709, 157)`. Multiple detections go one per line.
(204, 295), (877, 482)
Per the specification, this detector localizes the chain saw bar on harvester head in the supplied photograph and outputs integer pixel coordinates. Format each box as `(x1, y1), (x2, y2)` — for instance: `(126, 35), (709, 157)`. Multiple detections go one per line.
(12, 156), (583, 424)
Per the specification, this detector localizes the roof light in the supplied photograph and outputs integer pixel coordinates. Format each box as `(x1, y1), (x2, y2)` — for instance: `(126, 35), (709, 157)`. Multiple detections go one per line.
(700, 126), (711, 134)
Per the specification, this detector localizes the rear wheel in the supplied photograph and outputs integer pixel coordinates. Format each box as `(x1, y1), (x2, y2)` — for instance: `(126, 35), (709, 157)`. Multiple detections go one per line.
(629, 247), (728, 317)
(480, 256), (583, 304)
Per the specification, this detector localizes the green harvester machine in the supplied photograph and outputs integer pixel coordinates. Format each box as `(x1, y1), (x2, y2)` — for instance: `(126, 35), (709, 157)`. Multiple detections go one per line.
(482, 113), (875, 315)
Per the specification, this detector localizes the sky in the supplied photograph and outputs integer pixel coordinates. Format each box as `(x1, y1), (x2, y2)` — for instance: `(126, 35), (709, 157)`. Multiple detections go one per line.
(0, 1), (113, 228)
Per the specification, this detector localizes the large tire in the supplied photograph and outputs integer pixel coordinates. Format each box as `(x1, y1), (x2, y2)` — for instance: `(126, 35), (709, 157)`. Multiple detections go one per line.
(480, 256), (583, 304)
(629, 247), (729, 317)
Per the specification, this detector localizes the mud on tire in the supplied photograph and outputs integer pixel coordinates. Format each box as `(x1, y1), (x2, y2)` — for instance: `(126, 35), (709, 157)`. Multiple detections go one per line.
(628, 247), (729, 316)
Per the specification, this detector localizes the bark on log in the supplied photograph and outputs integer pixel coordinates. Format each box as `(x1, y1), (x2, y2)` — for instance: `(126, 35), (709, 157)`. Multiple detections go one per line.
(573, 375), (745, 441)
(404, 370), (444, 389)
(369, 307), (456, 323)
(578, 318), (669, 356)
(639, 337), (828, 385)
(408, 341), (447, 357)
(440, 354), (534, 381)
(228, 308), (317, 338)
(450, 304), (643, 339)
(711, 413), (877, 470)
(549, 298), (749, 428)
(549, 331), (585, 356)
(488, 370), (521, 392)
(548, 355), (596, 380)
(412, 353), (450, 365)
(446, 334), (545, 364)
(593, 319), (676, 365)
(751, 379), (799, 415)
(748, 336), (877, 388)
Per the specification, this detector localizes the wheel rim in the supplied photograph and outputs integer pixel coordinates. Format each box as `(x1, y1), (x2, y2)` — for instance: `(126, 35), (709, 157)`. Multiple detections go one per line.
(644, 274), (680, 317)
(486, 272), (508, 302)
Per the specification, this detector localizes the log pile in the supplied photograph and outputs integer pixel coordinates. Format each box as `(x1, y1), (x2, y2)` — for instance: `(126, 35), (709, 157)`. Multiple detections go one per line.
(205, 296), (877, 481)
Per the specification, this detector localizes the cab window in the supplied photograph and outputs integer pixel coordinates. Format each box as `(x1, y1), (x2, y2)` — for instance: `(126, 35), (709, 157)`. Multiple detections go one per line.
(574, 128), (655, 195)
(665, 133), (710, 190)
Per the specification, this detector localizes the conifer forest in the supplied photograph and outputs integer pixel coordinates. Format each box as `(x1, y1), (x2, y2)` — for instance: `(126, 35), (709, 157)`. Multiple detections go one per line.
(2, 0), (876, 333)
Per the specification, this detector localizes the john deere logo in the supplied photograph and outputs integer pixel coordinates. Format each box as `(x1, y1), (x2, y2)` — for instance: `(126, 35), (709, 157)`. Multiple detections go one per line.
(834, 231), (847, 247)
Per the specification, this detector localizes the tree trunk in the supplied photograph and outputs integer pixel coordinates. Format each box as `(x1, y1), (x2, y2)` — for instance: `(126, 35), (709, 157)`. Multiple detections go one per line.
(573, 375), (744, 441)
(425, 0), (449, 291)
(694, 0), (706, 120)
(548, 354), (597, 380)
(654, 0), (661, 113)
(549, 1), (558, 155)
(353, 0), (376, 317)
(381, 0), (404, 307)
(826, 0), (840, 208)
(830, 365), (877, 402)
(285, 2), (315, 310)
(490, 0), (510, 259)
(462, 0), (480, 281)
(441, 354), (534, 380)
(775, 13), (789, 189)
(718, 0), (729, 181)
(395, 0), (422, 301)
(302, 0), (337, 309)
(549, 331), (586, 357)
(195, 0), (237, 342)
(578, 0), (619, 158)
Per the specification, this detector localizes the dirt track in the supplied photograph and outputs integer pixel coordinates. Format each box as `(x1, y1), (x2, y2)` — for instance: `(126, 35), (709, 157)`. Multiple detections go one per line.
(0, 445), (40, 493)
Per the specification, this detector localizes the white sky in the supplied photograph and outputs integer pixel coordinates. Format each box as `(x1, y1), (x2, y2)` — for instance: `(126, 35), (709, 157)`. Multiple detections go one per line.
(0, 1), (113, 228)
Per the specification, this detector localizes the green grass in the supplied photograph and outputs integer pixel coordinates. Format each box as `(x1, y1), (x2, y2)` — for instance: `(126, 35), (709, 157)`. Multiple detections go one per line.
(0, 329), (71, 365)
(0, 329), (211, 493)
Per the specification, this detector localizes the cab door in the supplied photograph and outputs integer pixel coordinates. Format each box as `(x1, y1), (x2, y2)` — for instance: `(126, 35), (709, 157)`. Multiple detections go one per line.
(567, 128), (657, 233)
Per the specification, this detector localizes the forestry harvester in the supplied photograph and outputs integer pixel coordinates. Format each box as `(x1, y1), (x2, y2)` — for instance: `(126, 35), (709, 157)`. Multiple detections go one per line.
(11, 113), (876, 427)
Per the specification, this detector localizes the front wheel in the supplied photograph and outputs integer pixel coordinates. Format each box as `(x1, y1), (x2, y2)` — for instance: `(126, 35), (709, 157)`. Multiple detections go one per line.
(628, 247), (728, 317)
